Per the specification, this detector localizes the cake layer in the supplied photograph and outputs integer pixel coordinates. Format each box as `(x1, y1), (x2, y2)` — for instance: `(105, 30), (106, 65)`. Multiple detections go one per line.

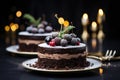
(37, 56), (89, 69)
(18, 44), (38, 52)
(38, 43), (86, 54)
(38, 52), (87, 60)
(36, 42), (89, 69)
(18, 39), (44, 45)
(18, 31), (58, 52)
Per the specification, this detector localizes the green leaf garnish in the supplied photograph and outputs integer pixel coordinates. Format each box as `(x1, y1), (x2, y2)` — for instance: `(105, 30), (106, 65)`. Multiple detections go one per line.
(59, 25), (75, 38)
(23, 13), (41, 26)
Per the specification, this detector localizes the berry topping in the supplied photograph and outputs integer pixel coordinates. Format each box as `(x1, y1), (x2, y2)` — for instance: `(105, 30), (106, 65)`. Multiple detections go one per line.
(45, 26), (53, 32)
(38, 28), (45, 33)
(49, 41), (55, 46)
(70, 33), (77, 38)
(52, 32), (59, 38)
(26, 25), (33, 33)
(63, 34), (72, 42)
(54, 37), (61, 46)
(60, 39), (68, 47)
(71, 38), (79, 45)
(31, 27), (38, 33)
(45, 36), (52, 44)
(38, 23), (44, 29)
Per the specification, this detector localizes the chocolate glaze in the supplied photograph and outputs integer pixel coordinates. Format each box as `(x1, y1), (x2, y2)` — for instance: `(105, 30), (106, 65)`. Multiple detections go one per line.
(38, 46), (86, 54)
(18, 35), (46, 40)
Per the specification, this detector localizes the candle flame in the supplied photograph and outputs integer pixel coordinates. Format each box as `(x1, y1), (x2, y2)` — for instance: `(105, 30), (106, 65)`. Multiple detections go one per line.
(91, 21), (97, 32)
(98, 9), (104, 16)
(83, 13), (88, 20)
(81, 13), (89, 26)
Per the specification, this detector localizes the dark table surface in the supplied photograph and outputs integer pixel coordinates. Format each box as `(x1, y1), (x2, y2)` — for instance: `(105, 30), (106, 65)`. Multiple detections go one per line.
(0, 37), (120, 80)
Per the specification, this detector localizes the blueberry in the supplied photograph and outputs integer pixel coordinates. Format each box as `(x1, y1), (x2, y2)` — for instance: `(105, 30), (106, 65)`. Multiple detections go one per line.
(38, 28), (45, 33)
(76, 37), (81, 42)
(71, 38), (78, 45)
(60, 39), (68, 46)
(63, 34), (72, 42)
(26, 25), (33, 33)
(37, 23), (44, 29)
(52, 32), (59, 38)
(31, 27), (38, 33)
(54, 37), (61, 46)
(45, 26), (53, 32)
(41, 21), (48, 26)
(70, 33), (77, 38)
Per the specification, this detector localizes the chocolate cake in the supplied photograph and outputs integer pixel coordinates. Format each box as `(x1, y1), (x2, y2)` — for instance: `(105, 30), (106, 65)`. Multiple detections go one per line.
(18, 31), (57, 52)
(31, 15), (90, 70)
(36, 43), (89, 69)
(18, 13), (56, 52)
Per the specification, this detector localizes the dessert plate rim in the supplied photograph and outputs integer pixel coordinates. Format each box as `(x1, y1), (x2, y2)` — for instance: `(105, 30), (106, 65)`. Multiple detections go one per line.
(6, 45), (38, 55)
(22, 57), (102, 72)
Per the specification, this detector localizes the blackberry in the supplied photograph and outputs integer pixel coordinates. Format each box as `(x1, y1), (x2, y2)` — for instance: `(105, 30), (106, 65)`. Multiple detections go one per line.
(45, 36), (52, 44)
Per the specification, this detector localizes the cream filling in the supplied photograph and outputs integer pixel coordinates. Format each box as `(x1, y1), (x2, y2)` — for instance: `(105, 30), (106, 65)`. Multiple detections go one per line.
(38, 52), (88, 60)
(18, 39), (44, 45)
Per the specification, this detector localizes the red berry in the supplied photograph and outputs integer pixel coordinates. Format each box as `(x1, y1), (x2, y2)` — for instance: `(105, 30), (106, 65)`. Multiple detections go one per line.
(76, 42), (80, 45)
(49, 41), (55, 46)
(51, 39), (55, 42)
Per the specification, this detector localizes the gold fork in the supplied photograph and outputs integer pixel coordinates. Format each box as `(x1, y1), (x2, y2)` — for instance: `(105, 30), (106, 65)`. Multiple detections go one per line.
(102, 50), (116, 61)
(88, 50), (116, 61)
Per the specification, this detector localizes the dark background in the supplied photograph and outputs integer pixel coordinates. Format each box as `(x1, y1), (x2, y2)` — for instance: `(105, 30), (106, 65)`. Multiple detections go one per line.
(0, 0), (120, 40)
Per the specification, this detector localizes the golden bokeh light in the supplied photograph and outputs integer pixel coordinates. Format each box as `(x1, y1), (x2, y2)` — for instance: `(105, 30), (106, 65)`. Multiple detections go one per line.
(10, 23), (14, 27)
(10, 23), (19, 32)
(99, 68), (103, 75)
(14, 23), (19, 29)
(92, 39), (97, 48)
(16, 10), (22, 18)
(5, 25), (10, 32)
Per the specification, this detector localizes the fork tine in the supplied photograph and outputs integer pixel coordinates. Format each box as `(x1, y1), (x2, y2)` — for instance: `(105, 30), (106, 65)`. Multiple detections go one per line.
(112, 50), (116, 57)
(108, 50), (112, 57)
(105, 50), (109, 57)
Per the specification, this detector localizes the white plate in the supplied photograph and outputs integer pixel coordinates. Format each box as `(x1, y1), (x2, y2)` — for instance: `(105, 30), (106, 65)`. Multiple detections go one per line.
(6, 45), (38, 55)
(22, 58), (102, 72)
